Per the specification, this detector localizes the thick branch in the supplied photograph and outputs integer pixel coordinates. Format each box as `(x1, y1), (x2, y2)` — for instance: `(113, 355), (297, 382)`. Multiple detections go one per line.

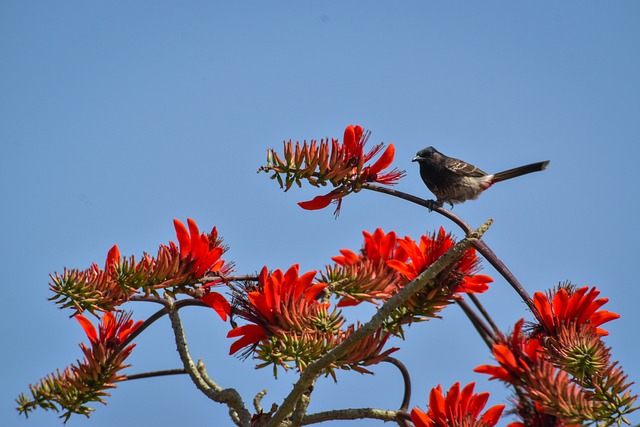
(168, 302), (252, 427)
(266, 220), (492, 427)
(300, 408), (401, 425)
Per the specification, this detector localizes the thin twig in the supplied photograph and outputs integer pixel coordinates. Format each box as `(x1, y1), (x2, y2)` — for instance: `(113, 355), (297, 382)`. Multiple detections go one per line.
(456, 299), (496, 349)
(266, 220), (492, 427)
(125, 368), (187, 381)
(383, 357), (411, 411)
(472, 239), (537, 316)
(467, 293), (501, 336)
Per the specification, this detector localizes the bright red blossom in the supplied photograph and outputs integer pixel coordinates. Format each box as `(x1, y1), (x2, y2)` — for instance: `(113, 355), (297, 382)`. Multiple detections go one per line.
(387, 227), (493, 294)
(475, 319), (542, 385)
(173, 218), (228, 278)
(329, 228), (409, 307)
(411, 382), (505, 427)
(533, 286), (620, 336)
(227, 265), (328, 355)
(296, 124), (404, 215)
(75, 312), (143, 350)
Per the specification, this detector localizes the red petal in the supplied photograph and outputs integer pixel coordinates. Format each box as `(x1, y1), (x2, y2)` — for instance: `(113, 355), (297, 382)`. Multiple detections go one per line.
(343, 125), (357, 157)
(474, 364), (513, 383)
(298, 194), (333, 210)
(410, 408), (433, 427)
(105, 245), (120, 270)
(76, 315), (98, 344)
(386, 259), (416, 280)
(173, 219), (191, 258)
(201, 292), (231, 321)
(368, 144), (395, 174)
(481, 404), (505, 426)
(227, 324), (267, 355)
(533, 292), (555, 332)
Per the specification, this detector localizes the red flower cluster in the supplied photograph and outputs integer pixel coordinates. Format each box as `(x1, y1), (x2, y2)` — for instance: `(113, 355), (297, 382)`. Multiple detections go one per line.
(261, 124), (404, 216)
(387, 227), (492, 294)
(475, 319), (542, 385)
(17, 312), (144, 420)
(49, 218), (233, 317)
(411, 382), (504, 427)
(227, 265), (329, 356)
(533, 285), (620, 337)
(329, 228), (408, 307)
(475, 301), (634, 427)
(76, 312), (143, 351)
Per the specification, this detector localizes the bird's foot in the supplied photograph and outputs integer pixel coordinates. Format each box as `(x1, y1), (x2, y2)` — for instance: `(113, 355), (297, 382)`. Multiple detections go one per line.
(427, 199), (444, 211)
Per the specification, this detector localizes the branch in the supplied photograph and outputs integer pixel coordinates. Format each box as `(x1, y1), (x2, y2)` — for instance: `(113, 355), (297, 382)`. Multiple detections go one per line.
(384, 357), (411, 411)
(266, 220), (492, 427)
(125, 368), (187, 381)
(361, 183), (473, 234)
(167, 301), (252, 427)
(362, 183), (541, 321)
(456, 299), (496, 349)
(300, 408), (402, 425)
(472, 240), (537, 316)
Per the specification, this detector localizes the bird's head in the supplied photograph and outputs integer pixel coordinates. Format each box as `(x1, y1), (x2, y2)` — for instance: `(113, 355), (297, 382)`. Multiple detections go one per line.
(412, 146), (440, 163)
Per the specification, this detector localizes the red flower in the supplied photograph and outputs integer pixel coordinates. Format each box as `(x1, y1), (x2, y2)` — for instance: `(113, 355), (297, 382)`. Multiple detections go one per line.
(329, 228), (408, 307)
(75, 311), (142, 350)
(411, 382), (505, 427)
(533, 286), (620, 336)
(173, 218), (229, 279)
(475, 319), (541, 385)
(267, 124), (404, 216)
(227, 265), (328, 355)
(201, 292), (231, 322)
(387, 227), (493, 294)
(105, 245), (120, 273)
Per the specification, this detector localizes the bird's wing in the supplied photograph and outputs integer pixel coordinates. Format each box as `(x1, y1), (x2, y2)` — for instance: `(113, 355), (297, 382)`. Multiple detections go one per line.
(444, 157), (487, 177)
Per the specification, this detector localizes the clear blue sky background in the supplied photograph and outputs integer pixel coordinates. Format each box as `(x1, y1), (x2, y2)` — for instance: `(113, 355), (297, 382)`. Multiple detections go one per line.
(2, 2), (639, 426)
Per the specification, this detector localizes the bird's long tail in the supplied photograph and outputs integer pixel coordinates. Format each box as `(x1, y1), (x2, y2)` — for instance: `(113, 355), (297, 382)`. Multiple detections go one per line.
(491, 161), (550, 183)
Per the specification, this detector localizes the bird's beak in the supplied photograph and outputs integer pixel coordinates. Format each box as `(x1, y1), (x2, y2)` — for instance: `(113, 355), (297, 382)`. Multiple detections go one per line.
(412, 156), (422, 162)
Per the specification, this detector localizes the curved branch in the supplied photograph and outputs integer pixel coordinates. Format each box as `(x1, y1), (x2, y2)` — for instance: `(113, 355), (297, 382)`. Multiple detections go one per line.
(363, 183), (541, 321)
(361, 183), (473, 234)
(266, 220), (492, 427)
(383, 357), (411, 412)
(472, 240), (537, 316)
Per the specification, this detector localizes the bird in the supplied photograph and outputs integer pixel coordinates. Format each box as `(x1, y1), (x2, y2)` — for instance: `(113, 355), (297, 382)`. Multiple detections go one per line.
(412, 146), (549, 207)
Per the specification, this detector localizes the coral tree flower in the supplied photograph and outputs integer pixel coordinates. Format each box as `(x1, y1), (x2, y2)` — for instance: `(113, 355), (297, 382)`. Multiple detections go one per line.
(297, 124), (403, 215)
(411, 382), (505, 427)
(75, 311), (143, 350)
(172, 218), (232, 321)
(533, 285), (620, 337)
(227, 264), (328, 355)
(387, 227), (493, 294)
(475, 319), (542, 385)
(260, 124), (404, 216)
(329, 228), (408, 307)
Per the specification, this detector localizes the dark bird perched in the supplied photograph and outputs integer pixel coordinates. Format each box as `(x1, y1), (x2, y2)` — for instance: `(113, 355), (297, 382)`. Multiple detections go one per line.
(412, 147), (549, 207)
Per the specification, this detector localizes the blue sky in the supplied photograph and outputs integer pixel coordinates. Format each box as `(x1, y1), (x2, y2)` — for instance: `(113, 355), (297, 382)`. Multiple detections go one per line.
(2, 2), (639, 426)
